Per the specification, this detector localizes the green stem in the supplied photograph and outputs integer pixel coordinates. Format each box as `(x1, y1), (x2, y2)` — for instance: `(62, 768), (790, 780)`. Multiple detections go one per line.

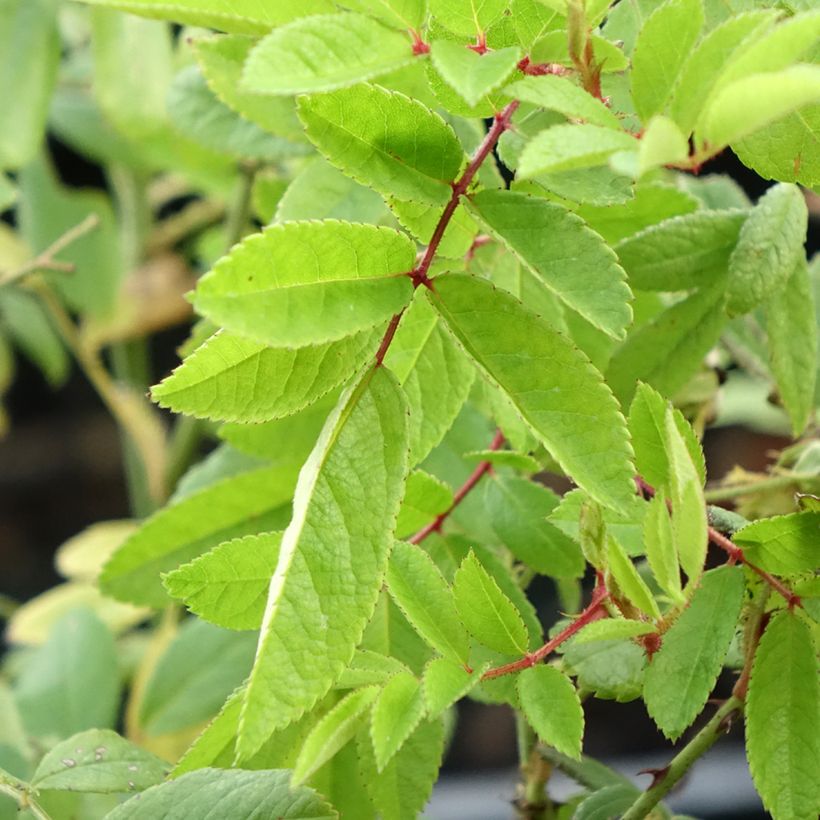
(0, 774), (52, 820)
(515, 713), (552, 820)
(223, 163), (258, 250)
(704, 473), (814, 503)
(621, 697), (743, 820)
(164, 415), (203, 495)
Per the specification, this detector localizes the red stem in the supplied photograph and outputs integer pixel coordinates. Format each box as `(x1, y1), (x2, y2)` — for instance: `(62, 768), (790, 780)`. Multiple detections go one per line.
(409, 430), (505, 544)
(635, 476), (800, 609)
(482, 573), (609, 680)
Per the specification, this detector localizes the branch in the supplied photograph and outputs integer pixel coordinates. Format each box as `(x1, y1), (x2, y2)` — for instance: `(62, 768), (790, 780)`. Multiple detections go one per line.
(621, 696), (743, 820)
(704, 472), (817, 503)
(482, 573), (609, 680)
(0, 215), (100, 286)
(409, 429), (505, 544)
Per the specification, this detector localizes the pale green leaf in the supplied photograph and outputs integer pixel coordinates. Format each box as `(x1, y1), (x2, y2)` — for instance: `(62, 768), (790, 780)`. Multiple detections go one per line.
(627, 382), (707, 491)
(606, 537), (660, 619)
(733, 511), (820, 577)
(193, 221), (414, 348)
(630, 0), (704, 123)
(385, 294), (476, 465)
(469, 189), (633, 339)
(238, 368), (408, 759)
(55, 520), (137, 582)
(669, 10), (777, 135)
(336, 651), (411, 689)
(452, 551), (530, 655)
(194, 35), (306, 143)
(574, 619), (657, 645)
(643, 494), (683, 602)
(386, 540), (471, 665)
(615, 210), (745, 292)
(606, 283), (727, 405)
(293, 687), (380, 784)
(73, 0), (334, 33)
(765, 258), (818, 436)
(430, 274), (636, 513)
(509, 75), (622, 130)
(101, 464), (297, 607)
(430, 41), (520, 107)
(370, 673), (427, 771)
(422, 658), (485, 717)
(0, 0), (59, 169)
(357, 717), (445, 820)
(485, 476), (584, 578)
(465, 449), (540, 472)
(530, 32), (628, 74)
(298, 83), (466, 205)
(243, 13), (414, 96)
(644, 565), (744, 739)
(561, 633), (646, 703)
(338, 0), (426, 29)
(163, 533), (281, 630)
(430, 0), (507, 35)
(395, 472), (453, 538)
(152, 328), (379, 424)
(518, 665), (584, 759)
(746, 611), (820, 820)
(665, 408), (708, 583)
(140, 620), (257, 736)
(518, 124), (637, 177)
(31, 730), (168, 793)
(14, 609), (120, 738)
(106, 768), (338, 820)
(727, 183), (807, 316)
(637, 116), (689, 175)
(699, 66), (820, 151)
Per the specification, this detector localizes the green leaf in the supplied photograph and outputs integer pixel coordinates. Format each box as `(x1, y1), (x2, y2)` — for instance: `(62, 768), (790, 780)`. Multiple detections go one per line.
(509, 75), (622, 130)
(574, 619), (657, 645)
(339, 0), (426, 29)
(243, 13), (413, 96)
(606, 282), (727, 406)
(384, 294), (475, 465)
(0, 0), (59, 169)
(395, 472), (453, 538)
(517, 124), (637, 177)
(727, 183), (807, 317)
(370, 673), (427, 771)
(152, 328), (378, 424)
(429, 0), (507, 36)
(31, 730), (168, 793)
(452, 551), (530, 655)
(422, 658), (484, 717)
(293, 686), (380, 784)
(298, 83), (466, 206)
(140, 620), (257, 736)
(192, 221), (414, 348)
(357, 717), (445, 820)
(573, 784), (641, 820)
(465, 449), (540, 472)
(669, 11), (777, 135)
(615, 210), (745, 292)
(469, 190), (633, 340)
(74, 0), (335, 34)
(699, 65), (820, 151)
(361, 592), (434, 675)
(643, 494), (683, 602)
(643, 565), (744, 739)
(430, 41), (520, 107)
(167, 67), (303, 161)
(630, 0), (704, 123)
(336, 651), (411, 689)
(733, 511), (820, 577)
(106, 768), (338, 820)
(238, 368), (408, 760)
(746, 611), (820, 820)
(430, 274), (636, 513)
(606, 537), (660, 619)
(14, 609), (120, 738)
(485, 476), (585, 578)
(636, 116), (689, 176)
(665, 408), (708, 583)
(561, 634), (646, 703)
(386, 540), (471, 665)
(163, 533), (281, 630)
(518, 665), (584, 759)
(765, 258), (818, 436)
(194, 35), (306, 144)
(101, 464), (297, 607)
